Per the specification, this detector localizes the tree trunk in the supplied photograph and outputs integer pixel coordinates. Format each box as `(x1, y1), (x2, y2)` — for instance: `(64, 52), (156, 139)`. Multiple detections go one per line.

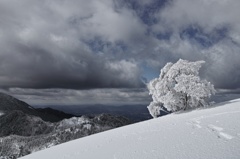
(183, 94), (188, 110)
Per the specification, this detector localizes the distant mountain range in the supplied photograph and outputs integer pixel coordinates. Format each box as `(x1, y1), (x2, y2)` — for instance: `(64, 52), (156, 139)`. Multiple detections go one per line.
(0, 111), (131, 158)
(0, 93), (132, 158)
(42, 104), (153, 122)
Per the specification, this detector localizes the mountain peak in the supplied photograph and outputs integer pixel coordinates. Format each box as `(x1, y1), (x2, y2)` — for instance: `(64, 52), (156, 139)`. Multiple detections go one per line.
(0, 92), (36, 113)
(0, 92), (73, 122)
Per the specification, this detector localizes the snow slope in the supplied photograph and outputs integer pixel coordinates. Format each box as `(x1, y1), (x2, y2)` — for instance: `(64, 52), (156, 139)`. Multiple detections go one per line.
(21, 99), (240, 159)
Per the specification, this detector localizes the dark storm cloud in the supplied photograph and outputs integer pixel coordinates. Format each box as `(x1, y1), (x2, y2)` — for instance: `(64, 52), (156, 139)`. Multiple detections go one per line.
(0, 43), (143, 89)
(0, 0), (145, 89)
(1, 0), (240, 105)
(1, 88), (151, 106)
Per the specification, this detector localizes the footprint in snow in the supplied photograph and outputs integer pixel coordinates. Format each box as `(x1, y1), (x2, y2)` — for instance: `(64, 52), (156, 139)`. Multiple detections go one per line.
(208, 124), (234, 140)
(208, 124), (224, 131)
(218, 132), (234, 140)
(187, 120), (202, 129)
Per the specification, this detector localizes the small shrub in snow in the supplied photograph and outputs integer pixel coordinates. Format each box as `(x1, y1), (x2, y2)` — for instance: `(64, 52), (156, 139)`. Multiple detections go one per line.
(147, 59), (215, 118)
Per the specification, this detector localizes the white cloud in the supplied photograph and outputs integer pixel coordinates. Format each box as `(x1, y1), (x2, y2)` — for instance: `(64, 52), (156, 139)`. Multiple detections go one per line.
(76, 1), (146, 42)
(156, 0), (240, 32)
(149, 0), (240, 89)
(106, 60), (140, 84)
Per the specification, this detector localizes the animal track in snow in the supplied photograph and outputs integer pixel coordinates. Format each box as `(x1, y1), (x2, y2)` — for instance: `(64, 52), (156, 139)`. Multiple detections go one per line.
(187, 120), (202, 129)
(218, 132), (233, 140)
(208, 124), (233, 140)
(208, 124), (224, 131)
(188, 119), (234, 140)
(194, 123), (202, 129)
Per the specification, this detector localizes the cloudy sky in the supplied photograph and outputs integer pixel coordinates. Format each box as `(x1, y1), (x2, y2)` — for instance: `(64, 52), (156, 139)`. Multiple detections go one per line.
(0, 0), (240, 106)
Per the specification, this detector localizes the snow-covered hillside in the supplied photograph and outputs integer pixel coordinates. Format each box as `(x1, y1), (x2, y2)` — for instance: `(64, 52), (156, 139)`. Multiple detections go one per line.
(21, 99), (240, 159)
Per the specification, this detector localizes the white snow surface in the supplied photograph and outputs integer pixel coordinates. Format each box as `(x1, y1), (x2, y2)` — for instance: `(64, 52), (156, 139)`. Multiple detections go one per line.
(21, 99), (240, 159)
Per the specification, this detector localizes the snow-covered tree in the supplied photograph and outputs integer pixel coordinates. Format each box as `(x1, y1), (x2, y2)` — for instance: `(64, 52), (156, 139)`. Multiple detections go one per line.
(147, 59), (215, 118)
